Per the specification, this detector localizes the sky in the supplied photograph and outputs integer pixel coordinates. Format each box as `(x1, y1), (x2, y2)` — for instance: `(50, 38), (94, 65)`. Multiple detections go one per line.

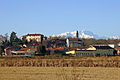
(0, 0), (120, 37)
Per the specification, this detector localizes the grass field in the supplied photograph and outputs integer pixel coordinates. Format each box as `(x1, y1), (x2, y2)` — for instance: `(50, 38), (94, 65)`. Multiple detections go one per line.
(0, 67), (119, 80)
(0, 56), (120, 67)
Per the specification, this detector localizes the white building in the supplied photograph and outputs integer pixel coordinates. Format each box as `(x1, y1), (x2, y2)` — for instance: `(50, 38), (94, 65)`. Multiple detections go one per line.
(22, 34), (46, 42)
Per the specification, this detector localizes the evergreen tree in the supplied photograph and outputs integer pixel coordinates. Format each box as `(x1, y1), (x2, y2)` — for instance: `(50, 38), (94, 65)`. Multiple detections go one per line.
(10, 31), (23, 46)
(10, 32), (18, 43)
(36, 45), (46, 56)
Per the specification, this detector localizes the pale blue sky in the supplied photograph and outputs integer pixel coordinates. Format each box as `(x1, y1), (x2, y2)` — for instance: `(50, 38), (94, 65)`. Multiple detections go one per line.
(0, 0), (120, 37)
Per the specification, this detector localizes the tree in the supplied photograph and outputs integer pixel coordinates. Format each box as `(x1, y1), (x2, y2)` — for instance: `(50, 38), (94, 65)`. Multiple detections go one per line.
(36, 45), (46, 56)
(10, 32), (23, 46)
(10, 32), (17, 43)
(0, 46), (4, 56)
(2, 39), (10, 47)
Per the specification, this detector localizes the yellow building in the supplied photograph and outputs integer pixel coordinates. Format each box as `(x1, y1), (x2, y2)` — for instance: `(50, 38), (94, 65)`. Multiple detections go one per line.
(66, 46), (96, 56)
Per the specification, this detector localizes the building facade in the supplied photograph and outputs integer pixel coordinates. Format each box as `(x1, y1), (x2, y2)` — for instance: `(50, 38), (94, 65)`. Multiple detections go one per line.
(66, 46), (116, 56)
(94, 46), (115, 56)
(48, 37), (66, 48)
(66, 46), (96, 56)
(66, 38), (82, 48)
(22, 34), (46, 43)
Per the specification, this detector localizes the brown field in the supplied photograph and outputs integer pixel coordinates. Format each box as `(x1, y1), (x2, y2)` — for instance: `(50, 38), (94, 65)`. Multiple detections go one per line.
(0, 56), (120, 67)
(0, 67), (119, 80)
(0, 56), (120, 80)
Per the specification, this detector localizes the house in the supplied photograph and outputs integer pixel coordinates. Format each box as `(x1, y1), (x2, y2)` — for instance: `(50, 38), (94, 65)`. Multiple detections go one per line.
(46, 47), (68, 55)
(48, 37), (66, 48)
(94, 46), (116, 56)
(4, 46), (21, 56)
(108, 44), (118, 48)
(26, 43), (41, 48)
(66, 45), (116, 56)
(115, 47), (120, 55)
(4, 45), (37, 56)
(11, 48), (37, 56)
(66, 46), (96, 56)
(22, 34), (47, 43)
(66, 38), (82, 48)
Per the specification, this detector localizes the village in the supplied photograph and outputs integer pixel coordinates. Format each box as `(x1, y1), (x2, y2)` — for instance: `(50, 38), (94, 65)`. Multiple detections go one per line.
(1, 31), (120, 57)
(1, 0), (120, 80)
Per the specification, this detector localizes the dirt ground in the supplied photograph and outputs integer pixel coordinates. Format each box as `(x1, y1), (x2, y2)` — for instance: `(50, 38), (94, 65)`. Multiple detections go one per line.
(0, 67), (119, 80)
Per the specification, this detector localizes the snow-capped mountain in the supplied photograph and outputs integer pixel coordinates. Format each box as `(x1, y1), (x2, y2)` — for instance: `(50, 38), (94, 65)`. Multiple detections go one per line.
(80, 31), (107, 39)
(52, 30), (106, 39)
(79, 31), (94, 39)
(109, 36), (120, 39)
(51, 30), (120, 39)
(57, 31), (77, 38)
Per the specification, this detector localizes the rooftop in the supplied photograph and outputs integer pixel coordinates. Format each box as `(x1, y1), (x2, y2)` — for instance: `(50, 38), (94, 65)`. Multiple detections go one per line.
(18, 48), (30, 51)
(18, 48), (36, 51)
(46, 47), (66, 51)
(94, 46), (113, 49)
(22, 34), (43, 37)
(68, 38), (78, 40)
(115, 47), (120, 50)
(69, 46), (90, 51)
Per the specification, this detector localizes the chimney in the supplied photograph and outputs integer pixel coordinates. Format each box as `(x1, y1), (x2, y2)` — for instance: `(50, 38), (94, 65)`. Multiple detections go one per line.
(76, 30), (79, 38)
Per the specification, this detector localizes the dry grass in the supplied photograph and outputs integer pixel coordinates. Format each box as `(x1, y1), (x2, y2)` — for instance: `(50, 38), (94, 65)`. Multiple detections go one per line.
(0, 67), (119, 80)
(0, 56), (120, 67)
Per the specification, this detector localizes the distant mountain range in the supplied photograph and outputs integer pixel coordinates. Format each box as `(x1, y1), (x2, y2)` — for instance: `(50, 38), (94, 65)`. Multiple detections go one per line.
(109, 36), (120, 39)
(51, 30), (120, 39)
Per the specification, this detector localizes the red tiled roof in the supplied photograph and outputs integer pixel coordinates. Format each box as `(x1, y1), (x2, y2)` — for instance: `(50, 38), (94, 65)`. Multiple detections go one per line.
(18, 48), (36, 51)
(46, 48), (53, 50)
(115, 47), (120, 50)
(55, 47), (66, 50)
(46, 47), (66, 51)
(68, 38), (79, 40)
(4, 46), (12, 50)
(51, 37), (59, 40)
(27, 34), (43, 36)
(4, 46), (21, 50)
(22, 34), (43, 37)
(18, 48), (30, 51)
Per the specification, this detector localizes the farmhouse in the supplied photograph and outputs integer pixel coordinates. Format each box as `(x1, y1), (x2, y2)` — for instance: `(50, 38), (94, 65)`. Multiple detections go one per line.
(66, 45), (116, 56)
(94, 46), (115, 56)
(46, 47), (67, 55)
(66, 38), (82, 48)
(66, 46), (96, 56)
(22, 34), (47, 43)
(11, 48), (37, 56)
(48, 37), (66, 48)
(4, 46), (21, 56)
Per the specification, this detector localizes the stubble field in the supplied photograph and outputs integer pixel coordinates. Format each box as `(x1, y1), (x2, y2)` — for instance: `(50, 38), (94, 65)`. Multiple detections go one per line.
(0, 56), (120, 80)
(0, 67), (119, 80)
